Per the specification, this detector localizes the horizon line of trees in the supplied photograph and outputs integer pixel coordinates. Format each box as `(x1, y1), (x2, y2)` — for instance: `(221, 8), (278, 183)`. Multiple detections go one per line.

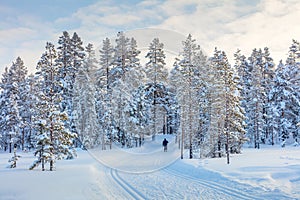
(1, 30), (300, 170)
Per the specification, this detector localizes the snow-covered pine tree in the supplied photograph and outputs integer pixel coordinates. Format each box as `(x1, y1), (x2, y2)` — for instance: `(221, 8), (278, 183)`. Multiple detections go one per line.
(145, 38), (168, 140)
(269, 40), (300, 145)
(169, 64), (183, 150)
(172, 34), (201, 159)
(126, 37), (144, 89)
(56, 31), (85, 134)
(205, 48), (227, 158)
(1, 92), (20, 153)
(193, 49), (211, 158)
(121, 37), (145, 142)
(207, 48), (245, 160)
(127, 84), (150, 145)
(85, 43), (98, 74)
(0, 67), (9, 151)
(234, 49), (250, 113)
(8, 143), (21, 168)
(111, 32), (130, 83)
(29, 120), (52, 171)
(221, 52), (246, 160)
(21, 75), (38, 150)
(31, 42), (76, 171)
(247, 49), (264, 148)
(286, 39), (300, 65)
(0, 67), (10, 151)
(110, 32), (132, 146)
(18, 79), (33, 151)
(0, 57), (27, 153)
(96, 37), (114, 149)
(73, 43), (99, 149)
(260, 47), (275, 144)
(69, 32), (86, 134)
(10, 57), (28, 151)
(285, 40), (300, 143)
(56, 31), (72, 126)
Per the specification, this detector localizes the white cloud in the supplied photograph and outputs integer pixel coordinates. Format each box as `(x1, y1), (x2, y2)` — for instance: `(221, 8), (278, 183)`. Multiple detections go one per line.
(0, 12), (59, 73)
(222, 0), (300, 62)
(2, 0), (300, 76)
(156, 0), (300, 64)
(97, 14), (141, 26)
(160, 0), (198, 16)
(0, 28), (35, 45)
(52, 1), (167, 48)
(0, 27), (39, 73)
(21, 41), (47, 68)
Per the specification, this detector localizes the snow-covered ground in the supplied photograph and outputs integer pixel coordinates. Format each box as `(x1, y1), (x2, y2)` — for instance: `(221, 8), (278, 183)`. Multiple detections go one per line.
(0, 135), (299, 200)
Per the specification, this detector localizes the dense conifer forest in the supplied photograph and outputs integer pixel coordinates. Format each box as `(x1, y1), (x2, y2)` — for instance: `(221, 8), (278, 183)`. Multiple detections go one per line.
(1, 31), (300, 169)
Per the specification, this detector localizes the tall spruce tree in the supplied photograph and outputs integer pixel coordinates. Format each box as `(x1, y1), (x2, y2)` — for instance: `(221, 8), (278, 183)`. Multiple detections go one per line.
(56, 31), (85, 134)
(260, 47), (275, 144)
(194, 49), (210, 155)
(207, 48), (227, 157)
(145, 38), (168, 140)
(269, 40), (300, 145)
(173, 34), (201, 159)
(0, 57), (27, 153)
(208, 48), (245, 161)
(31, 42), (76, 171)
(96, 38), (114, 149)
(73, 44), (99, 149)
(120, 37), (144, 142)
(111, 32), (131, 146)
(20, 75), (38, 150)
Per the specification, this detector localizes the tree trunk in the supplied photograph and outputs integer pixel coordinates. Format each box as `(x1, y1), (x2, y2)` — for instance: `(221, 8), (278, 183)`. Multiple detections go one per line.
(188, 75), (193, 159)
(218, 139), (221, 158)
(181, 120), (184, 159)
(9, 134), (12, 153)
(226, 130), (230, 164)
(22, 127), (25, 151)
(41, 151), (45, 171)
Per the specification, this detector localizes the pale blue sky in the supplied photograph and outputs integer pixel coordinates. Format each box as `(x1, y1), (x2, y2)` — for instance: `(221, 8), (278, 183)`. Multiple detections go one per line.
(1, 0), (300, 74)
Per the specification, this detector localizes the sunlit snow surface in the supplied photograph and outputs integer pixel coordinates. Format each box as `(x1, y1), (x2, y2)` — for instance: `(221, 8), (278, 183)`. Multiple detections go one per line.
(88, 134), (183, 173)
(0, 136), (299, 199)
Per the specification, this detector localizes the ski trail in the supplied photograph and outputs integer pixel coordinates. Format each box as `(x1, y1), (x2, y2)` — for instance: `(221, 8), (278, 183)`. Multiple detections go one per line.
(110, 168), (147, 200)
(82, 182), (103, 200)
(163, 168), (262, 200)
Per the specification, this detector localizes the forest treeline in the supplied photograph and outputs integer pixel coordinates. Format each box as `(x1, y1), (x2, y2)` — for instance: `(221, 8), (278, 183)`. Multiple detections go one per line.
(1, 31), (299, 170)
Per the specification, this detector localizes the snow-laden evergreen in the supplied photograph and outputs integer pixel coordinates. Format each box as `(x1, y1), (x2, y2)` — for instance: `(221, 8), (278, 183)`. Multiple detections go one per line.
(2, 31), (300, 175)
(30, 42), (76, 171)
(0, 57), (27, 153)
(144, 38), (168, 140)
(96, 37), (114, 149)
(73, 43), (99, 149)
(269, 40), (300, 145)
(171, 34), (203, 159)
(115, 37), (146, 144)
(207, 48), (246, 161)
(56, 31), (85, 134)
(110, 32), (132, 146)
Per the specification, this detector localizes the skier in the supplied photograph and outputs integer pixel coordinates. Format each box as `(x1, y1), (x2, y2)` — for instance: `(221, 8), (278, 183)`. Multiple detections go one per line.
(162, 138), (168, 152)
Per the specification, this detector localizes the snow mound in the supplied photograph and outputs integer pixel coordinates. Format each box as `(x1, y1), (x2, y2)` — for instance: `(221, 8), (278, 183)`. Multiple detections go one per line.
(201, 145), (300, 198)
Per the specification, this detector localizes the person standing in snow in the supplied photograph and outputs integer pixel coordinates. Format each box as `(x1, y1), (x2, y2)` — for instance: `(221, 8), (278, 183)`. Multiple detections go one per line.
(162, 138), (168, 152)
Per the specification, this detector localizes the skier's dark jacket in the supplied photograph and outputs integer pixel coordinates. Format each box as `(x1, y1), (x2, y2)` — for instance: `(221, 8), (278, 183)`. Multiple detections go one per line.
(162, 139), (168, 146)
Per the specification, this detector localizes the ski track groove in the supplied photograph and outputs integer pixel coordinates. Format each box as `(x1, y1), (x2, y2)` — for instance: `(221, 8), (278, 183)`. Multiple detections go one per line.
(156, 183), (170, 200)
(164, 168), (263, 200)
(110, 168), (147, 200)
(159, 188), (169, 200)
